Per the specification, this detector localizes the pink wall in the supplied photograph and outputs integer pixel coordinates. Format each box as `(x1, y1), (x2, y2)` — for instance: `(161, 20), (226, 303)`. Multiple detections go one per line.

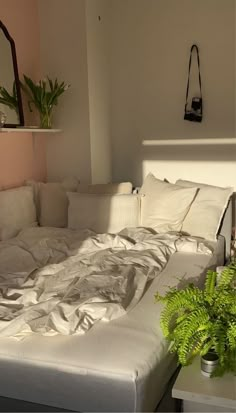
(0, 0), (46, 189)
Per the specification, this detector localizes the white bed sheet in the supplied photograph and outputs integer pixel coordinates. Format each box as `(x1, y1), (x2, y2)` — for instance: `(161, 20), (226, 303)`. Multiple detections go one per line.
(0, 235), (224, 412)
(0, 227), (211, 338)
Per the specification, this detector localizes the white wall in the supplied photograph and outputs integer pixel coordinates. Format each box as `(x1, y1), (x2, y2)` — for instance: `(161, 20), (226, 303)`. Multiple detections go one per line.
(38, 0), (92, 183)
(111, 0), (236, 187)
(39, 0), (112, 184)
(38, 0), (236, 188)
(235, 0), (236, 135)
(86, 0), (112, 184)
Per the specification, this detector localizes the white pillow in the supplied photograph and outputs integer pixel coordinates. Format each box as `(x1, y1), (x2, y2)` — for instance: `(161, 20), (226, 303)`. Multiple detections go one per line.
(140, 173), (169, 194)
(77, 182), (133, 194)
(140, 173), (197, 233)
(68, 193), (140, 233)
(176, 179), (234, 241)
(0, 186), (37, 240)
(26, 178), (79, 228)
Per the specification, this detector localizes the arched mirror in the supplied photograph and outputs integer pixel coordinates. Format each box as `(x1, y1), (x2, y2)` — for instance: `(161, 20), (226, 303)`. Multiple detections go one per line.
(0, 20), (24, 127)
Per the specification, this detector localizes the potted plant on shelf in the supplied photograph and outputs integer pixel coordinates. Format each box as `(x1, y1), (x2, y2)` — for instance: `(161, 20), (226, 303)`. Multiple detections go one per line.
(21, 75), (70, 129)
(0, 81), (19, 119)
(155, 262), (236, 377)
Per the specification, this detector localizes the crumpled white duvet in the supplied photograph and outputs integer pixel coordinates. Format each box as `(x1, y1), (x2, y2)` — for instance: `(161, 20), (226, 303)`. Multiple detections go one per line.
(0, 227), (212, 338)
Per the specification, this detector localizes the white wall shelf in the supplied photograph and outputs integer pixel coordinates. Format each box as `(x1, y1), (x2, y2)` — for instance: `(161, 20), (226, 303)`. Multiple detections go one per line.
(143, 138), (236, 146)
(0, 128), (61, 133)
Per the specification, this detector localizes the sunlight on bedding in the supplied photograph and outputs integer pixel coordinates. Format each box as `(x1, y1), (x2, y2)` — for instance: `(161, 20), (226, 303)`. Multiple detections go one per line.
(0, 227), (212, 339)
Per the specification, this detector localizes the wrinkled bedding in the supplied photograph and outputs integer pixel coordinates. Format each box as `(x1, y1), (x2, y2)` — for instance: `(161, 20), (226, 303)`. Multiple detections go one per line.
(0, 227), (212, 338)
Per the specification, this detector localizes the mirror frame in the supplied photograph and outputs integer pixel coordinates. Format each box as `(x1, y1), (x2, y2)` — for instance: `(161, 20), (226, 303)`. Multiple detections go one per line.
(0, 20), (24, 127)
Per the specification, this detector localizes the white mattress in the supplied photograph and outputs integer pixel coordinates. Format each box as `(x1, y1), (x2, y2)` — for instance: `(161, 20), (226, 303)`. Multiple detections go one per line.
(0, 236), (224, 412)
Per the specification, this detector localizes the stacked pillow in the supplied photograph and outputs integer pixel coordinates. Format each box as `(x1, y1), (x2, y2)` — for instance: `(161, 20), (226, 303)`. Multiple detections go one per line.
(139, 173), (233, 241)
(27, 177), (79, 228)
(175, 179), (233, 241)
(140, 173), (198, 233)
(68, 192), (139, 234)
(1, 174), (232, 241)
(27, 179), (134, 230)
(68, 181), (135, 233)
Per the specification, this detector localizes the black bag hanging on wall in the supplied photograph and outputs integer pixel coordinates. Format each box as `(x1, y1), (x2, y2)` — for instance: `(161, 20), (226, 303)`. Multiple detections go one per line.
(184, 44), (203, 123)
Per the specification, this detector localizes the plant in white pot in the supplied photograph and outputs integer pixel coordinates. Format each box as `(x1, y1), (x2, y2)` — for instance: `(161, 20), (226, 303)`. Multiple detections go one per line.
(155, 262), (236, 377)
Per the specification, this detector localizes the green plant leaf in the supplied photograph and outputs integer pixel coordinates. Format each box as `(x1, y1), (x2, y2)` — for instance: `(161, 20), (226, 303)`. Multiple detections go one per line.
(155, 263), (236, 376)
(0, 81), (19, 113)
(21, 74), (70, 119)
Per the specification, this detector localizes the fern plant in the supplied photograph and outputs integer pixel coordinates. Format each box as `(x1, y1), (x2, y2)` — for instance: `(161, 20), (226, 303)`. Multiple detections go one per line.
(155, 261), (236, 376)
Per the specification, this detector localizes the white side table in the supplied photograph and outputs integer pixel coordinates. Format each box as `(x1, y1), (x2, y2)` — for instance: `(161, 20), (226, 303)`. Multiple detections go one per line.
(172, 357), (236, 412)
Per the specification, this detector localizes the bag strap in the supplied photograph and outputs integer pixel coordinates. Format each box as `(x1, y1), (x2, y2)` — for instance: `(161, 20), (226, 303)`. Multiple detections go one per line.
(185, 44), (202, 112)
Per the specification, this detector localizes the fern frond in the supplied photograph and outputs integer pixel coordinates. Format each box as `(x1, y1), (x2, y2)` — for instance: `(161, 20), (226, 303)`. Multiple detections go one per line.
(212, 349), (236, 377)
(205, 270), (217, 295)
(210, 321), (227, 365)
(211, 290), (236, 317)
(155, 261), (236, 375)
(158, 286), (203, 337)
(227, 322), (236, 351)
(217, 262), (236, 288)
(175, 308), (210, 365)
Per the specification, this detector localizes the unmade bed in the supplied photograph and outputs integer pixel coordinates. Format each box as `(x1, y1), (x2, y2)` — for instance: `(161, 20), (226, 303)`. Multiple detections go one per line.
(0, 227), (225, 412)
(0, 173), (233, 412)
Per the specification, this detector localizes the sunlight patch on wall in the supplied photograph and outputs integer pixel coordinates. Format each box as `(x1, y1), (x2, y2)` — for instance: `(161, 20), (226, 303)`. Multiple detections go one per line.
(142, 160), (236, 190)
